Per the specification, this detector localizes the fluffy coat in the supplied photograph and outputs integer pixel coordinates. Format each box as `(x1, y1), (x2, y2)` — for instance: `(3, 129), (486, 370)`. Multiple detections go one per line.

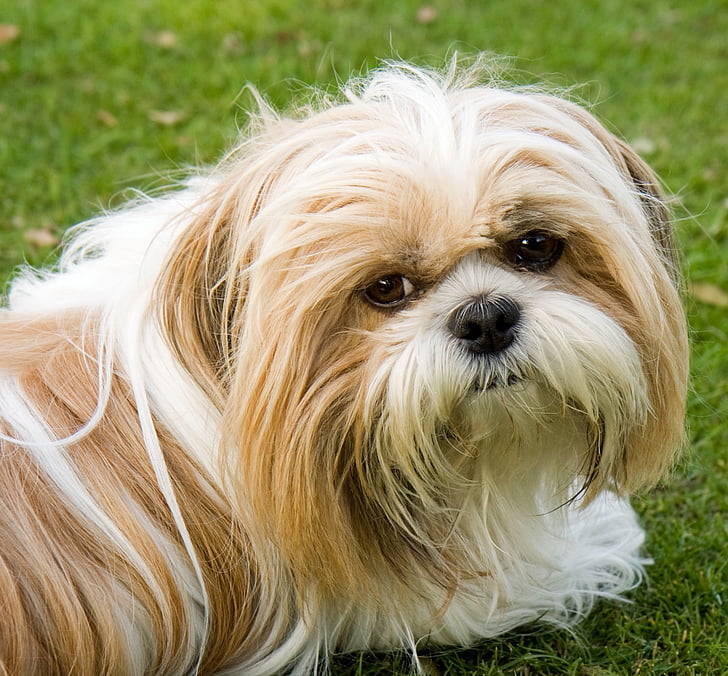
(0, 61), (688, 674)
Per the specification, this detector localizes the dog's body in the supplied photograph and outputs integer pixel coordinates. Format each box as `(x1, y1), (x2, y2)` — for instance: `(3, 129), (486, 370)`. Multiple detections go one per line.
(0, 62), (688, 675)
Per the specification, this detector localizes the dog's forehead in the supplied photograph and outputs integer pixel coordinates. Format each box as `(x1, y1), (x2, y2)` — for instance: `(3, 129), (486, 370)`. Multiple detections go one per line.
(250, 86), (643, 287)
(292, 96), (616, 221)
(321, 155), (587, 260)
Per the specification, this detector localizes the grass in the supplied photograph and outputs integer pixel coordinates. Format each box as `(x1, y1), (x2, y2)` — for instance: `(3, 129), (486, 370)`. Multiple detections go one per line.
(1, 0), (726, 673)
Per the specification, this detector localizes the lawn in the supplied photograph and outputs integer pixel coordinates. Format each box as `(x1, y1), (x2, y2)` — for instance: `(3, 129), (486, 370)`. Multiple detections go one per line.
(1, 0), (726, 674)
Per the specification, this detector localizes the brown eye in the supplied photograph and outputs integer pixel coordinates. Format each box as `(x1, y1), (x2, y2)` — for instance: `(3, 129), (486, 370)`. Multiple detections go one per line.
(505, 231), (564, 271)
(364, 275), (415, 308)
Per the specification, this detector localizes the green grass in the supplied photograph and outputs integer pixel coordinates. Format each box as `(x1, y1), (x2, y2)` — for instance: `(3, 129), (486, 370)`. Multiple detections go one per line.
(1, 0), (726, 673)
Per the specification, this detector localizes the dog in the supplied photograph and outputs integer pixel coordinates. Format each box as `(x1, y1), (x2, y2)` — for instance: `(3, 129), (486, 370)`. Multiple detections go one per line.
(0, 59), (689, 675)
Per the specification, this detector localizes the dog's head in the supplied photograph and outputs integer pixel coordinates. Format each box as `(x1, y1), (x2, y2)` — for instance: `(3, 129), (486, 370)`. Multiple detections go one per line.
(158, 63), (688, 603)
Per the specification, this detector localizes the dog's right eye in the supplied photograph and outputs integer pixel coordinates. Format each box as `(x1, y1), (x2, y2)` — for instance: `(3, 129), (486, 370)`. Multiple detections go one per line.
(363, 275), (415, 308)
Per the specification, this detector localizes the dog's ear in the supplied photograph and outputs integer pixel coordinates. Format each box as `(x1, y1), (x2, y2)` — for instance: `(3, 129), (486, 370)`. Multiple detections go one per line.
(155, 174), (269, 406)
(616, 142), (689, 493)
(581, 115), (689, 494)
(539, 96), (689, 494)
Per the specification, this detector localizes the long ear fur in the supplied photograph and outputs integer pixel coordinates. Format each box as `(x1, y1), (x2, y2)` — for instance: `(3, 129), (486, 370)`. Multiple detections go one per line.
(156, 118), (316, 405)
(619, 142), (689, 491)
(538, 95), (689, 494)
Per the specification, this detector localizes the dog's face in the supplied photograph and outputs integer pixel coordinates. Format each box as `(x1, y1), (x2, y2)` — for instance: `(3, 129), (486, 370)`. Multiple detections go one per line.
(159, 72), (688, 604)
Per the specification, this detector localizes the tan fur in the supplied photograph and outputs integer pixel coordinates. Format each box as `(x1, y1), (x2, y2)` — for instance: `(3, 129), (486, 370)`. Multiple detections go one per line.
(0, 320), (267, 674)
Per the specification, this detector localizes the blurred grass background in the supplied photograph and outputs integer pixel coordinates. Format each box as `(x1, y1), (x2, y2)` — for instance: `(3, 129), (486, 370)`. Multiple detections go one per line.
(1, 1), (726, 674)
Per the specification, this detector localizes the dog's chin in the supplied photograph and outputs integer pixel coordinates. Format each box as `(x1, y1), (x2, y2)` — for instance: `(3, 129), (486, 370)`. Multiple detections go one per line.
(469, 362), (526, 393)
(459, 363), (558, 433)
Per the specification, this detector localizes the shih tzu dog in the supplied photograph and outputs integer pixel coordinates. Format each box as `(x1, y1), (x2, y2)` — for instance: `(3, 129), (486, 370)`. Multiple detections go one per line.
(0, 60), (688, 675)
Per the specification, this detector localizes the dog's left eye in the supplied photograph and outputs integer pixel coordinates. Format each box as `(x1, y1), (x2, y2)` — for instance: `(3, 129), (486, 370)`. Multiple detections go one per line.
(364, 275), (416, 308)
(505, 231), (564, 271)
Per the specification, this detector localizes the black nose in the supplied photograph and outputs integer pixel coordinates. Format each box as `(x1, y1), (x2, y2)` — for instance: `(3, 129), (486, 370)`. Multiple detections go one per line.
(448, 296), (521, 354)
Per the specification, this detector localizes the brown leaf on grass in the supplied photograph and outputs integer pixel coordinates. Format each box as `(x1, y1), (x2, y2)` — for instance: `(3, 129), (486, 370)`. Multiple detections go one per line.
(274, 30), (296, 45)
(0, 24), (20, 44)
(630, 137), (656, 155)
(416, 6), (438, 23)
(221, 32), (243, 56)
(97, 110), (119, 127)
(148, 110), (187, 126)
(145, 30), (178, 48)
(298, 40), (321, 58)
(24, 228), (59, 248)
(690, 282), (728, 308)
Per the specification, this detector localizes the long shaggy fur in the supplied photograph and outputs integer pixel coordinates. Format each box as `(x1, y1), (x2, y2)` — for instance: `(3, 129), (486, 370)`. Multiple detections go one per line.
(0, 59), (688, 674)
